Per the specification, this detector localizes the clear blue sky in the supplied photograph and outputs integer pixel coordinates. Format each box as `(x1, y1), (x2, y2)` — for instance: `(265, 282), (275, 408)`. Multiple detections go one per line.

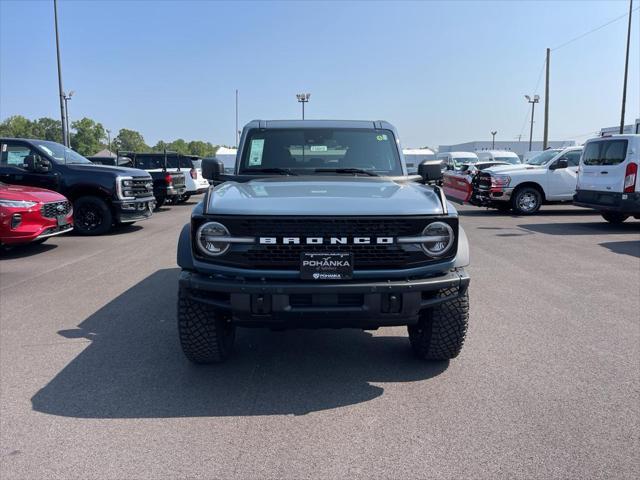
(1, 0), (638, 148)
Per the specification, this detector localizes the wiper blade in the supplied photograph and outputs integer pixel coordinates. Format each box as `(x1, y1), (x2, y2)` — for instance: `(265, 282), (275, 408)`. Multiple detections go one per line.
(314, 168), (378, 177)
(245, 168), (298, 176)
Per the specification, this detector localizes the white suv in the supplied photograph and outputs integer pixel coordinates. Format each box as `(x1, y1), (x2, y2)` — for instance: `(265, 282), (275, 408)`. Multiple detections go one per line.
(574, 134), (639, 223)
(473, 146), (583, 214)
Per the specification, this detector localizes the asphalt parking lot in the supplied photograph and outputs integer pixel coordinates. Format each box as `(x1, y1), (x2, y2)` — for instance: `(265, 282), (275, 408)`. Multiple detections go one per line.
(1, 201), (638, 480)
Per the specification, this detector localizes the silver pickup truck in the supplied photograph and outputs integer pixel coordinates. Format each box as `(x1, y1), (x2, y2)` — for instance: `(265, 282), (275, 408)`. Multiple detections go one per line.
(176, 120), (470, 363)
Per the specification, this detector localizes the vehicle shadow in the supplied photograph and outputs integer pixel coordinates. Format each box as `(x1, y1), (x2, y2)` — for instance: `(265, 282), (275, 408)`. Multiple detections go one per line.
(519, 221), (640, 236)
(0, 242), (58, 259)
(458, 207), (597, 218)
(600, 240), (640, 258)
(31, 268), (447, 418)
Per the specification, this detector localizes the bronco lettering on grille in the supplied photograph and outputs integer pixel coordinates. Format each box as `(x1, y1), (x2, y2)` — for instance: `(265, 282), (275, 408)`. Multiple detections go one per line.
(259, 237), (394, 245)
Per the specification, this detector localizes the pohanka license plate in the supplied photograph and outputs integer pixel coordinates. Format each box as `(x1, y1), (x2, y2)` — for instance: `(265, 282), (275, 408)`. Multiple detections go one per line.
(300, 252), (353, 280)
(56, 215), (68, 226)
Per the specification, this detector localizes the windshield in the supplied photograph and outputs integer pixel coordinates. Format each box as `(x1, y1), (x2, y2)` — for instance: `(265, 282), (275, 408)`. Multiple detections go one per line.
(494, 156), (521, 165)
(239, 128), (402, 175)
(453, 157), (478, 165)
(526, 150), (560, 165)
(36, 141), (92, 164)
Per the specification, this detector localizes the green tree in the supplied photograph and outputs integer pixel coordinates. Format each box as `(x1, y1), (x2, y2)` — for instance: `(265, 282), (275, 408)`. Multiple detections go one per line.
(113, 128), (148, 153)
(152, 140), (169, 152)
(167, 138), (189, 155)
(70, 117), (106, 156)
(32, 117), (63, 142)
(0, 115), (35, 138)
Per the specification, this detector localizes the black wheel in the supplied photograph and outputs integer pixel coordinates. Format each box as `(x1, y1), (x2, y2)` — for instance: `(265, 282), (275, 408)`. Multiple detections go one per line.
(512, 186), (542, 215)
(602, 212), (628, 224)
(408, 288), (469, 360)
(73, 196), (112, 235)
(178, 288), (235, 364)
(154, 197), (165, 209)
(177, 194), (191, 204)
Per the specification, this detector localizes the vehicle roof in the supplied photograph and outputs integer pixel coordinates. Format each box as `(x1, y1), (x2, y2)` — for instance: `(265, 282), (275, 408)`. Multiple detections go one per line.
(586, 134), (640, 142)
(440, 151), (479, 157)
(245, 120), (396, 130)
(0, 137), (60, 144)
(477, 150), (519, 155)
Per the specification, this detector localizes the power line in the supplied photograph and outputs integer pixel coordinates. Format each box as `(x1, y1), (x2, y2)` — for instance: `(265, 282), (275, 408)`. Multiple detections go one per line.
(552, 6), (639, 51)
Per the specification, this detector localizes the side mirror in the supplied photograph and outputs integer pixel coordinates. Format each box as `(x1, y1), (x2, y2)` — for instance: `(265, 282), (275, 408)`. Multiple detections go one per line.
(418, 160), (443, 183)
(551, 158), (568, 170)
(202, 157), (225, 181)
(23, 154), (51, 173)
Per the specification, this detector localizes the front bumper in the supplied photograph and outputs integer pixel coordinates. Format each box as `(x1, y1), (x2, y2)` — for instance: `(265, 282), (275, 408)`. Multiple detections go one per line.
(573, 190), (640, 214)
(113, 196), (155, 223)
(471, 187), (514, 205)
(179, 268), (470, 328)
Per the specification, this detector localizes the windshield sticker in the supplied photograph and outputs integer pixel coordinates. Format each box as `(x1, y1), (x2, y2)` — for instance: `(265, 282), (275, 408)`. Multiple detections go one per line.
(376, 134), (388, 141)
(310, 145), (328, 152)
(248, 139), (264, 166)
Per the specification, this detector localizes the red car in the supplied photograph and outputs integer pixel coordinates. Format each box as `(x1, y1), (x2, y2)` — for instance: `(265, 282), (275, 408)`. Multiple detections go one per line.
(0, 182), (73, 246)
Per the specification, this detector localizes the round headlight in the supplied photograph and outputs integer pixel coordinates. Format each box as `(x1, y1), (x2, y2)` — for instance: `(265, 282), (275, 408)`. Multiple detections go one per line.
(196, 221), (230, 256)
(421, 221), (454, 257)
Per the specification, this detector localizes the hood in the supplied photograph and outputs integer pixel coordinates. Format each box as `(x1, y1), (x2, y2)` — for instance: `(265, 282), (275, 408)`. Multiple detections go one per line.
(63, 163), (151, 178)
(207, 176), (444, 215)
(0, 183), (66, 203)
(485, 164), (543, 174)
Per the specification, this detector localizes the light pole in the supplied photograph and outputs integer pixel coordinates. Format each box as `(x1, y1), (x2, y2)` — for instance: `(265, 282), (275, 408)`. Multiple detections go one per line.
(491, 131), (497, 149)
(106, 129), (112, 154)
(53, 0), (68, 146)
(235, 89), (239, 148)
(63, 90), (74, 146)
(525, 94), (540, 151)
(296, 93), (311, 120)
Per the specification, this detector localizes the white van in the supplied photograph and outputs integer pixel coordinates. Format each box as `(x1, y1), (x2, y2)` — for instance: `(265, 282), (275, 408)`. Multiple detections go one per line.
(437, 151), (479, 170)
(476, 150), (521, 165)
(574, 134), (639, 223)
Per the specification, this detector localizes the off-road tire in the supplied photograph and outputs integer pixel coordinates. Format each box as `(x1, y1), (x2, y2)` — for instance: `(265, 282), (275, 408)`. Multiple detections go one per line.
(408, 288), (469, 360)
(154, 197), (165, 209)
(178, 289), (235, 364)
(73, 196), (112, 235)
(602, 212), (628, 224)
(178, 194), (191, 203)
(512, 186), (542, 215)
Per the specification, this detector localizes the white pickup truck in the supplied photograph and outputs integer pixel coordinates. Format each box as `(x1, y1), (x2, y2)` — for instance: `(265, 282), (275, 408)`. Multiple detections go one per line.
(471, 146), (583, 214)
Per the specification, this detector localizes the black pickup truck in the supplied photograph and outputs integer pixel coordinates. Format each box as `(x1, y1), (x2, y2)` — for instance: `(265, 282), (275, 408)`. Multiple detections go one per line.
(0, 138), (155, 235)
(114, 151), (187, 209)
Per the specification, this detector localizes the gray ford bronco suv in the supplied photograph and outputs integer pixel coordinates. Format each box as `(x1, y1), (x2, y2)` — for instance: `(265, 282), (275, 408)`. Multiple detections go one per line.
(177, 120), (470, 363)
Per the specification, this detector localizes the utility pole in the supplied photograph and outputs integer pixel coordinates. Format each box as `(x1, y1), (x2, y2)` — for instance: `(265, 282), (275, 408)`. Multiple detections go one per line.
(235, 89), (239, 148)
(620, 0), (633, 134)
(525, 95), (540, 151)
(543, 48), (550, 149)
(106, 129), (111, 154)
(491, 131), (497, 149)
(53, 0), (67, 146)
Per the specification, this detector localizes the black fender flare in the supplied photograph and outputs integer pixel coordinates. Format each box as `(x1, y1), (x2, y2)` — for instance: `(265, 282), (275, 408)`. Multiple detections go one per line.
(177, 223), (194, 270)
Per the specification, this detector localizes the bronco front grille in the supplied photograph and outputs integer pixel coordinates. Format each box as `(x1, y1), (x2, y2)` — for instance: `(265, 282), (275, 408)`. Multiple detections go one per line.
(41, 200), (72, 218)
(193, 216), (458, 271)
